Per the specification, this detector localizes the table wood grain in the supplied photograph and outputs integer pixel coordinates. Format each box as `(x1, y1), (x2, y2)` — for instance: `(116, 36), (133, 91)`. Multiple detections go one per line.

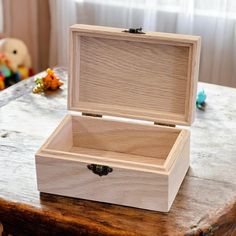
(0, 67), (235, 236)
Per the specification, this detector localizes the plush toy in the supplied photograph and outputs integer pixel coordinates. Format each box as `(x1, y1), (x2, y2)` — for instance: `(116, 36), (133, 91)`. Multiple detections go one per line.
(0, 38), (31, 71)
(0, 38), (33, 90)
(33, 68), (63, 93)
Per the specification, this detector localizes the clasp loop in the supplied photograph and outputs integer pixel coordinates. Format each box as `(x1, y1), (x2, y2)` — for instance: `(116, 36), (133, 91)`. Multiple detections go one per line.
(123, 27), (145, 34)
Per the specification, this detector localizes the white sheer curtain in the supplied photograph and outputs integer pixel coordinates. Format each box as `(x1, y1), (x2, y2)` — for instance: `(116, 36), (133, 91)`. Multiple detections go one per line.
(49, 0), (236, 87)
(0, 0), (3, 33)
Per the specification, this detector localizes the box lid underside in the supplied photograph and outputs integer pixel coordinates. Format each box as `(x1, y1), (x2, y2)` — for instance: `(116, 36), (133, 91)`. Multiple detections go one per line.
(68, 25), (201, 125)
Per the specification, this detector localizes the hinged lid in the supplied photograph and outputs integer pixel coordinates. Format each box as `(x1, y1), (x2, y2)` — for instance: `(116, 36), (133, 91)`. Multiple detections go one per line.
(68, 24), (201, 125)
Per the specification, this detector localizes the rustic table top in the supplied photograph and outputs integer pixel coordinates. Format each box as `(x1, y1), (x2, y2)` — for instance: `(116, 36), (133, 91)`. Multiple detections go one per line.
(0, 67), (235, 236)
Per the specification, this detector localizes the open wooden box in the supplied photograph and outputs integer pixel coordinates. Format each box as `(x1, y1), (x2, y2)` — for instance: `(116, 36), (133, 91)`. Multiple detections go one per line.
(36, 24), (201, 212)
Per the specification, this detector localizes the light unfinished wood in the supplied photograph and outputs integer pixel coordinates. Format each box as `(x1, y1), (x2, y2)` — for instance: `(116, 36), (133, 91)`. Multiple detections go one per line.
(68, 24), (201, 125)
(38, 114), (188, 171)
(36, 130), (190, 212)
(36, 113), (190, 211)
(45, 115), (73, 151)
(70, 146), (166, 167)
(35, 26), (200, 212)
(168, 136), (190, 208)
(36, 153), (169, 212)
(71, 115), (179, 159)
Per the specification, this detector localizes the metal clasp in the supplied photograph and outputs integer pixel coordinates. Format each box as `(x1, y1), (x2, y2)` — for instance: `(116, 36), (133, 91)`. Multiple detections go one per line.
(87, 164), (113, 177)
(123, 27), (145, 34)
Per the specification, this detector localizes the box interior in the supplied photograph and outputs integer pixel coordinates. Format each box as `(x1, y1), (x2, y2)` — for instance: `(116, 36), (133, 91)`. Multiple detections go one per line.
(45, 116), (181, 169)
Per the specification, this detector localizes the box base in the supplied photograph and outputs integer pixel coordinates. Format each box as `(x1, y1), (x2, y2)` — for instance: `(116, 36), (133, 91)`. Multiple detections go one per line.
(35, 115), (190, 212)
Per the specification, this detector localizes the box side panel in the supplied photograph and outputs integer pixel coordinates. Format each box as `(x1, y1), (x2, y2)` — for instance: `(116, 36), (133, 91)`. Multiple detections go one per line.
(186, 38), (201, 124)
(45, 116), (73, 152)
(168, 134), (190, 210)
(71, 115), (179, 162)
(70, 24), (201, 42)
(35, 115), (73, 153)
(36, 153), (169, 212)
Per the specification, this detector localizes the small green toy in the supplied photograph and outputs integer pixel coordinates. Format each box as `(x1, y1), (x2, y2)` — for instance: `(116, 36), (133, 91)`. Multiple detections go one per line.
(196, 89), (207, 110)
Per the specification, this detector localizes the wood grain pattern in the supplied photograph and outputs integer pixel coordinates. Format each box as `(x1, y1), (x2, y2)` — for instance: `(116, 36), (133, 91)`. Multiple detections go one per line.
(70, 146), (165, 166)
(44, 115), (73, 152)
(68, 24), (201, 125)
(71, 115), (179, 159)
(185, 199), (236, 236)
(36, 124), (189, 212)
(38, 25), (198, 212)
(168, 136), (190, 209)
(79, 37), (188, 114)
(36, 153), (170, 212)
(39, 114), (188, 172)
(0, 68), (236, 235)
(36, 110), (190, 211)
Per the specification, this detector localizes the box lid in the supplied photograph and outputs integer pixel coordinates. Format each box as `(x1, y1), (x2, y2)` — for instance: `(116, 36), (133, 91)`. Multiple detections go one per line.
(68, 24), (201, 126)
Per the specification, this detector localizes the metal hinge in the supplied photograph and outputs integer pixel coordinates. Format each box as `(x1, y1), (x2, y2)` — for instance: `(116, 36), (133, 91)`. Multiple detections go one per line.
(154, 122), (176, 127)
(82, 113), (175, 127)
(82, 112), (102, 118)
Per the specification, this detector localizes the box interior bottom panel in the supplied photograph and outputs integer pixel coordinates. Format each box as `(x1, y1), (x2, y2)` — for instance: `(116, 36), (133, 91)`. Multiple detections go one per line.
(45, 115), (181, 168)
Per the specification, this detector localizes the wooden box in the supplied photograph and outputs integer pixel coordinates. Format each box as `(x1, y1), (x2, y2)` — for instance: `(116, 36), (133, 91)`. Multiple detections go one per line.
(35, 25), (201, 212)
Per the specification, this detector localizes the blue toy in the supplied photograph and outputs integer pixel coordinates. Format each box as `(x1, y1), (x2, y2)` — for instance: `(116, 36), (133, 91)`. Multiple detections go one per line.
(196, 89), (207, 110)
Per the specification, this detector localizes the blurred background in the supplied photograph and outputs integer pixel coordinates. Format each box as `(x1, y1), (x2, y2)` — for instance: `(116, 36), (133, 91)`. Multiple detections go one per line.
(1, 0), (236, 87)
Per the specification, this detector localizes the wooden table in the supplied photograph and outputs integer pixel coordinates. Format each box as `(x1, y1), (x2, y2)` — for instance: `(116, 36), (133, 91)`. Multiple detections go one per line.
(0, 68), (235, 236)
